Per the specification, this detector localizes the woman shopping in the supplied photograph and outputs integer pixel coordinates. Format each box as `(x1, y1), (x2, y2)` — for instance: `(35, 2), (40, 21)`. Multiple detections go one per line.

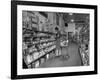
(55, 27), (61, 56)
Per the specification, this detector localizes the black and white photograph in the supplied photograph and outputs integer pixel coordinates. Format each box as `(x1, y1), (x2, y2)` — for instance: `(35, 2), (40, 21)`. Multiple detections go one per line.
(11, 1), (97, 79)
(22, 11), (90, 69)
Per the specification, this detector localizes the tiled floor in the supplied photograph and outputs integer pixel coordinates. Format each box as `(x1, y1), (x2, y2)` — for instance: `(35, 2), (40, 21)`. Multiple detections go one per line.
(39, 42), (82, 68)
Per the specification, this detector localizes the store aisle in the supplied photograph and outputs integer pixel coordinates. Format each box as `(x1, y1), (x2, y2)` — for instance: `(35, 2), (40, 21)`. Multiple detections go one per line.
(39, 42), (82, 68)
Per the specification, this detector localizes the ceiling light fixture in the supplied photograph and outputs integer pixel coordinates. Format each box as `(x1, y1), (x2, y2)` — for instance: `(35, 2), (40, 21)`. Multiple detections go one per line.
(69, 13), (73, 15)
(71, 19), (74, 22)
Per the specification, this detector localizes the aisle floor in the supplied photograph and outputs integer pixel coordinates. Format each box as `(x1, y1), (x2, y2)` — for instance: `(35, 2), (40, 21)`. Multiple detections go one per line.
(39, 42), (82, 68)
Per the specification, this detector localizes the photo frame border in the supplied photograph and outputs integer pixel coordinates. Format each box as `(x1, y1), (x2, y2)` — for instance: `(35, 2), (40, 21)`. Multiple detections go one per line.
(11, 0), (98, 79)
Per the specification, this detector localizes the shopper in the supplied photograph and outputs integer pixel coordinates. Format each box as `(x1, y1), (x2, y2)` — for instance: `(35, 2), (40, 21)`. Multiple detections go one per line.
(55, 27), (61, 56)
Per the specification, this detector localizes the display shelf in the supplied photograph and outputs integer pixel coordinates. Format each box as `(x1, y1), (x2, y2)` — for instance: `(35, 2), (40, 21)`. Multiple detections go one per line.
(76, 23), (89, 66)
(79, 44), (89, 66)
(28, 43), (55, 55)
(23, 27), (56, 35)
(23, 27), (67, 39)
(22, 11), (58, 68)
(32, 39), (55, 45)
(28, 47), (56, 65)
(23, 37), (56, 65)
(23, 40), (55, 56)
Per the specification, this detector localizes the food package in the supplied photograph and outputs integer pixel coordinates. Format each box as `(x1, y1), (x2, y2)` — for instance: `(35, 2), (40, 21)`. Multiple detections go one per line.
(40, 58), (45, 64)
(35, 61), (39, 68)
(26, 55), (33, 64)
(46, 54), (49, 59)
(33, 52), (40, 60)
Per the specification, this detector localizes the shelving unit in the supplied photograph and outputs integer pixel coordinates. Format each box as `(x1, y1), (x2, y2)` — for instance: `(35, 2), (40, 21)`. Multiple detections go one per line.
(78, 24), (89, 66)
(23, 29), (56, 68)
(22, 11), (59, 68)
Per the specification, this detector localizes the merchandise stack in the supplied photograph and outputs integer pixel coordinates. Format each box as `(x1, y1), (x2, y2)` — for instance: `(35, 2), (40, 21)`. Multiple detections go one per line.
(22, 11), (58, 68)
(23, 33), (56, 68)
(78, 24), (89, 66)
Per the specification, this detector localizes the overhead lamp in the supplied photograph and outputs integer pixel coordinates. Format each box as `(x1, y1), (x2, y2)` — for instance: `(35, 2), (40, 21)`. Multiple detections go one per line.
(71, 19), (74, 22)
(69, 13), (73, 15)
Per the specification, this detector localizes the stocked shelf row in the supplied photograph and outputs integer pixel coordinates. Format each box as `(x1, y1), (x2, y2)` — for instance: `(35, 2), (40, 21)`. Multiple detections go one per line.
(23, 40), (56, 68)
(78, 24), (89, 65)
(27, 46), (56, 65)
(28, 42), (55, 55)
(23, 26), (57, 68)
(79, 44), (89, 66)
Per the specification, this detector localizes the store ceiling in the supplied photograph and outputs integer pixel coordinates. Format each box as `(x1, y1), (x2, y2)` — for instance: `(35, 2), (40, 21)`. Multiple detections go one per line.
(63, 13), (89, 23)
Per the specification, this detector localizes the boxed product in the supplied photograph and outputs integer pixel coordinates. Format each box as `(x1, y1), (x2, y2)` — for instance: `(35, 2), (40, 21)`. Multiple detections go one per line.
(32, 62), (35, 68)
(26, 54), (33, 64)
(33, 52), (40, 60)
(40, 58), (45, 64)
(35, 61), (39, 68)
(46, 54), (49, 59)
(28, 64), (32, 68)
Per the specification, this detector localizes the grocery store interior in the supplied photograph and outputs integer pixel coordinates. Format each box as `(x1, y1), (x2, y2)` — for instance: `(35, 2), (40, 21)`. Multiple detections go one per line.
(22, 11), (89, 68)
